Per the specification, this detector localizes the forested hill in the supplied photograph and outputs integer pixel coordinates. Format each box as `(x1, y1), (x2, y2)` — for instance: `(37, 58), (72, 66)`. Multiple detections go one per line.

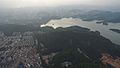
(35, 26), (120, 68)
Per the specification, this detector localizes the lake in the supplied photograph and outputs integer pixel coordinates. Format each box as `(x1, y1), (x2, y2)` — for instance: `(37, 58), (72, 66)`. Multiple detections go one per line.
(41, 18), (120, 45)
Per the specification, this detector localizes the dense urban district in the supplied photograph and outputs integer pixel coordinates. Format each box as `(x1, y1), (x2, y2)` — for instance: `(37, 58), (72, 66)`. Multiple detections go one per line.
(0, 32), (42, 68)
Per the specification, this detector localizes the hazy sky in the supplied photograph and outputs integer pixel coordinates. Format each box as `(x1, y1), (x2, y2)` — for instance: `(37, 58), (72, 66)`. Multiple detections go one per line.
(0, 0), (119, 8)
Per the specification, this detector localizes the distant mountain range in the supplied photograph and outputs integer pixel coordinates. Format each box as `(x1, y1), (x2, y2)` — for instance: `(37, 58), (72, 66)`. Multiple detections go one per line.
(0, 8), (120, 25)
(74, 10), (120, 23)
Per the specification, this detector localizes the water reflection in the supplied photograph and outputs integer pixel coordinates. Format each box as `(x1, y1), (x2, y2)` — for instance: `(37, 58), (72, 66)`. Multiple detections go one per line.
(41, 18), (120, 45)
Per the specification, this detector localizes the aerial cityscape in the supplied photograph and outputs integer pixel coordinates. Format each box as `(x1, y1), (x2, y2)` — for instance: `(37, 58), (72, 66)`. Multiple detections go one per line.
(0, 32), (42, 68)
(0, 0), (120, 68)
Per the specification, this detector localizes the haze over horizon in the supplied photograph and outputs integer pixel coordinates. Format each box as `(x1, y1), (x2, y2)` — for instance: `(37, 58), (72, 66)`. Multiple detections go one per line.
(0, 0), (120, 9)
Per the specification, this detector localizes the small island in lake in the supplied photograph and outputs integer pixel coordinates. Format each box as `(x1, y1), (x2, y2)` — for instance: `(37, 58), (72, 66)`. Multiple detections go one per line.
(96, 21), (108, 25)
(110, 29), (120, 33)
(102, 22), (108, 25)
(96, 22), (102, 24)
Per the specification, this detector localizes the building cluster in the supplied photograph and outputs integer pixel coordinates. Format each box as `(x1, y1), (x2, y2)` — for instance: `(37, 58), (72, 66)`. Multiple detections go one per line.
(101, 53), (120, 68)
(0, 32), (42, 68)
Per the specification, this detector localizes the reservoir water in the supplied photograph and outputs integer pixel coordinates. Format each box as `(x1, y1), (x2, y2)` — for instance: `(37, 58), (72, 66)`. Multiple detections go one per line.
(41, 18), (120, 45)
